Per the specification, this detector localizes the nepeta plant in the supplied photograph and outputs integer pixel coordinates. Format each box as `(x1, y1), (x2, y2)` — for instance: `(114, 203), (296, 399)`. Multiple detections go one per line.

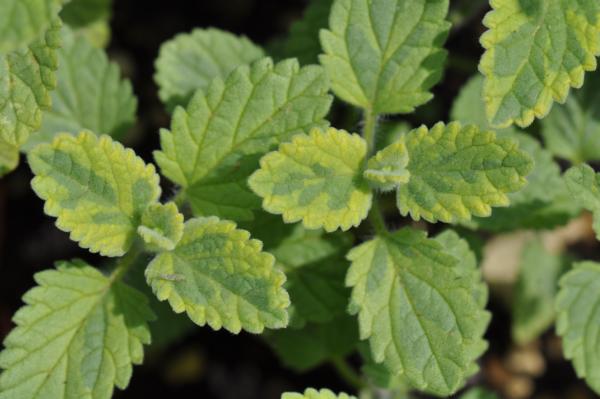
(1, 0), (600, 398)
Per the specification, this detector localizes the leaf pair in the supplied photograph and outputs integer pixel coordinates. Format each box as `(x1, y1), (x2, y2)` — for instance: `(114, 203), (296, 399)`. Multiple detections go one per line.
(249, 122), (533, 232)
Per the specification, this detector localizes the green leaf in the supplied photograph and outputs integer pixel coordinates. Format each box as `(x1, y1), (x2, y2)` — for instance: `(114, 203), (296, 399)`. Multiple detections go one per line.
(154, 57), (332, 222)
(249, 127), (372, 232)
(0, 139), (19, 177)
(346, 228), (489, 396)
(395, 122), (533, 223)
(268, 315), (358, 372)
(60, 0), (112, 28)
(145, 216), (290, 334)
(0, 260), (154, 399)
(137, 202), (184, 252)
(541, 70), (600, 164)
(556, 261), (600, 394)
(364, 140), (410, 191)
(0, 19), (60, 149)
(512, 238), (565, 345)
(270, 225), (352, 326)
(24, 26), (137, 150)
(28, 132), (161, 257)
(320, 0), (450, 114)
(282, 388), (356, 399)
(452, 76), (578, 231)
(0, 0), (63, 52)
(434, 230), (488, 309)
(479, 0), (600, 128)
(277, 0), (333, 65)
(154, 28), (264, 109)
(565, 164), (600, 238)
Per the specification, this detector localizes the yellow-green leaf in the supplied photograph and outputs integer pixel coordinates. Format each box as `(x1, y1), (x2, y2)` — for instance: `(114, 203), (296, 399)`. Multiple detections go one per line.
(145, 217), (290, 334)
(249, 127), (373, 232)
(28, 132), (161, 257)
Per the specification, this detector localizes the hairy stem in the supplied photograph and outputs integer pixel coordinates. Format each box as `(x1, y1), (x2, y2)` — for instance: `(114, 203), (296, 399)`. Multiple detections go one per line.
(331, 357), (366, 391)
(363, 108), (378, 156)
(363, 108), (388, 235)
(110, 241), (144, 283)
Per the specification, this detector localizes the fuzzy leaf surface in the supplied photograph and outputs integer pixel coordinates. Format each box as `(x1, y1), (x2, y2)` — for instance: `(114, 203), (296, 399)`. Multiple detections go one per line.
(28, 132), (161, 256)
(479, 0), (600, 128)
(0, 20), (60, 149)
(0, 260), (154, 399)
(320, 0), (450, 114)
(452, 76), (577, 231)
(364, 140), (410, 191)
(137, 202), (184, 252)
(0, 0), (63, 52)
(154, 28), (264, 109)
(346, 228), (489, 395)
(556, 261), (600, 394)
(24, 26), (137, 150)
(145, 217), (290, 334)
(155, 58), (332, 221)
(395, 122), (532, 223)
(249, 127), (372, 232)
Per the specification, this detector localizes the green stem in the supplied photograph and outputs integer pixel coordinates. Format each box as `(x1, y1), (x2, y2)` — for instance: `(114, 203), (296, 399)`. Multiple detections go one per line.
(362, 108), (388, 235)
(110, 241), (144, 283)
(368, 201), (388, 236)
(330, 357), (366, 391)
(363, 108), (378, 156)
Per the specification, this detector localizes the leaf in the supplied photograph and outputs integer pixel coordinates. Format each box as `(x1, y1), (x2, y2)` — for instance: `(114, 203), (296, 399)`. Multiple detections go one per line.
(137, 202), (184, 252)
(0, 0), (63, 52)
(0, 260), (154, 399)
(0, 139), (19, 177)
(434, 230), (488, 309)
(512, 238), (566, 345)
(451, 76), (578, 231)
(269, 225), (352, 326)
(556, 261), (600, 394)
(28, 132), (161, 257)
(24, 26), (137, 151)
(395, 122), (532, 223)
(364, 140), (410, 191)
(154, 57), (332, 221)
(277, 0), (333, 65)
(479, 0), (600, 128)
(564, 164), (600, 239)
(282, 388), (356, 399)
(154, 28), (264, 109)
(60, 0), (112, 28)
(541, 70), (600, 164)
(268, 315), (358, 372)
(145, 216), (290, 334)
(0, 19), (61, 149)
(249, 127), (372, 232)
(320, 0), (450, 114)
(346, 228), (489, 395)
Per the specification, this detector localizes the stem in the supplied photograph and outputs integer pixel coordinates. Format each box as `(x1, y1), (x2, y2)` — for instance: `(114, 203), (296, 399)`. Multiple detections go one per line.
(368, 201), (388, 236)
(110, 241), (144, 283)
(172, 189), (187, 208)
(363, 108), (378, 156)
(331, 357), (366, 391)
(362, 108), (388, 235)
